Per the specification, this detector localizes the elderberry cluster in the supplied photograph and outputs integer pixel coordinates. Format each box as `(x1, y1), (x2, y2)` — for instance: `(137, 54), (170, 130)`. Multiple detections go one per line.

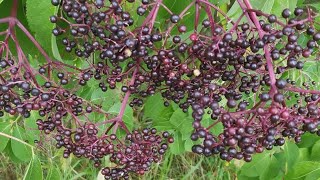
(51, 0), (320, 164)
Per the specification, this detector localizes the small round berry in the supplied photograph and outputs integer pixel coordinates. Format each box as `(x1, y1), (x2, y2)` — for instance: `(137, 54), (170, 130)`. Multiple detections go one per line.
(137, 6), (146, 16)
(282, 8), (291, 18)
(313, 33), (320, 41)
(268, 14), (277, 23)
(170, 14), (180, 23)
(51, 0), (60, 6)
(294, 8), (304, 16)
(50, 16), (58, 23)
(178, 25), (187, 33)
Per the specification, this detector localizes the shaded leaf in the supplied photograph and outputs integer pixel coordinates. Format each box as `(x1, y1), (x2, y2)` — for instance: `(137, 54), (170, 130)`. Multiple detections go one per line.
(11, 126), (32, 162)
(240, 151), (272, 177)
(26, 0), (56, 55)
(170, 131), (185, 155)
(286, 161), (320, 179)
(108, 103), (133, 131)
(284, 141), (300, 172)
(46, 166), (61, 180)
(24, 156), (43, 180)
(0, 122), (12, 152)
(311, 140), (320, 161)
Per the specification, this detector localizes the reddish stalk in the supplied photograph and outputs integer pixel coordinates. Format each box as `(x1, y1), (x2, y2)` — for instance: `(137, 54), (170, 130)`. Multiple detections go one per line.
(242, 0), (277, 95)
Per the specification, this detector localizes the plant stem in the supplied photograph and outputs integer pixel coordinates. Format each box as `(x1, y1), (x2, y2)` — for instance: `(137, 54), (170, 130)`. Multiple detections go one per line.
(15, 20), (52, 63)
(204, 0), (216, 35)
(117, 66), (139, 121)
(285, 87), (320, 95)
(242, 0), (277, 94)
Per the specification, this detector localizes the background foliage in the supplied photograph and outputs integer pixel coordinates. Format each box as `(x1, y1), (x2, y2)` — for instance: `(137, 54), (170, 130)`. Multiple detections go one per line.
(1, 0), (320, 179)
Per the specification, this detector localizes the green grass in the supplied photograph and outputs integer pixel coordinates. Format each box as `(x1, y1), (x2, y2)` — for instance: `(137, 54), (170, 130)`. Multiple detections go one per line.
(0, 148), (236, 180)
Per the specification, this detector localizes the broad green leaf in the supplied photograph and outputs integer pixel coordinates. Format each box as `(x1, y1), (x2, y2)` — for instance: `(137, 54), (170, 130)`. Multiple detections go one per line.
(239, 151), (272, 177)
(24, 112), (40, 144)
(0, 0), (38, 56)
(271, 0), (298, 15)
(91, 88), (119, 111)
(24, 156), (43, 180)
(144, 94), (176, 131)
(0, 122), (12, 152)
(170, 131), (185, 155)
(169, 108), (190, 129)
(157, 0), (206, 34)
(11, 126), (32, 162)
(0, 0), (3, 4)
(3, 142), (24, 163)
(238, 175), (261, 180)
(311, 140), (320, 161)
(260, 155), (282, 180)
(226, 1), (242, 25)
(284, 141), (300, 173)
(108, 103), (134, 131)
(26, 0), (56, 55)
(202, 117), (223, 136)
(251, 0), (275, 14)
(144, 94), (167, 120)
(51, 24), (62, 61)
(184, 138), (195, 152)
(46, 166), (61, 180)
(298, 148), (311, 162)
(286, 161), (320, 179)
(304, 1), (320, 9)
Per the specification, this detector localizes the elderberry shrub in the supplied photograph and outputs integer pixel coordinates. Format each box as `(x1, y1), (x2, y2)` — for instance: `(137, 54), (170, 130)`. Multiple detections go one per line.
(49, 0), (320, 165)
(0, 54), (172, 179)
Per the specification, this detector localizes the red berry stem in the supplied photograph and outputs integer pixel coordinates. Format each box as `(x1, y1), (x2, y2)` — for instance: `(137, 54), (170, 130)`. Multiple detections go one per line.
(242, 0), (277, 95)
(203, 0), (216, 35)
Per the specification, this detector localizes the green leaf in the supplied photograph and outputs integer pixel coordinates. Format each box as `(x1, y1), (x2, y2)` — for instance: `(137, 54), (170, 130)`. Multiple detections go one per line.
(184, 138), (195, 152)
(51, 29), (62, 61)
(252, 0), (275, 14)
(11, 126), (32, 162)
(108, 103), (134, 131)
(144, 94), (176, 131)
(0, 122), (12, 152)
(311, 140), (320, 161)
(24, 112), (40, 144)
(271, 0), (297, 15)
(144, 94), (167, 120)
(298, 148), (311, 162)
(91, 88), (119, 111)
(284, 141), (300, 172)
(286, 161), (320, 179)
(298, 133), (320, 148)
(202, 117), (223, 136)
(303, 0), (320, 9)
(24, 156), (43, 180)
(240, 151), (273, 177)
(46, 166), (61, 180)
(0, 0), (4, 4)
(26, 0), (56, 55)
(0, 0), (38, 56)
(169, 108), (191, 130)
(3, 142), (24, 163)
(260, 155), (282, 180)
(170, 131), (185, 155)
(156, 0), (206, 34)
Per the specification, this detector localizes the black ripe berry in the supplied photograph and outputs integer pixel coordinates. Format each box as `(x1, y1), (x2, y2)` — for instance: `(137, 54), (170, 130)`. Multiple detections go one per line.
(313, 33), (320, 41)
(268, 14), (277, 23)
(51, 0), (60, 6)
(170, 14), (180, 23)
(282, 8), (291, 18)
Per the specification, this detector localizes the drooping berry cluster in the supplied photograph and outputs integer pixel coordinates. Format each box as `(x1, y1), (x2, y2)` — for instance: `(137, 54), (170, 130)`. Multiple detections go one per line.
(51, 0), (320, 164)
(0, 1), (173, 179)
(1, 0), (320, 179)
